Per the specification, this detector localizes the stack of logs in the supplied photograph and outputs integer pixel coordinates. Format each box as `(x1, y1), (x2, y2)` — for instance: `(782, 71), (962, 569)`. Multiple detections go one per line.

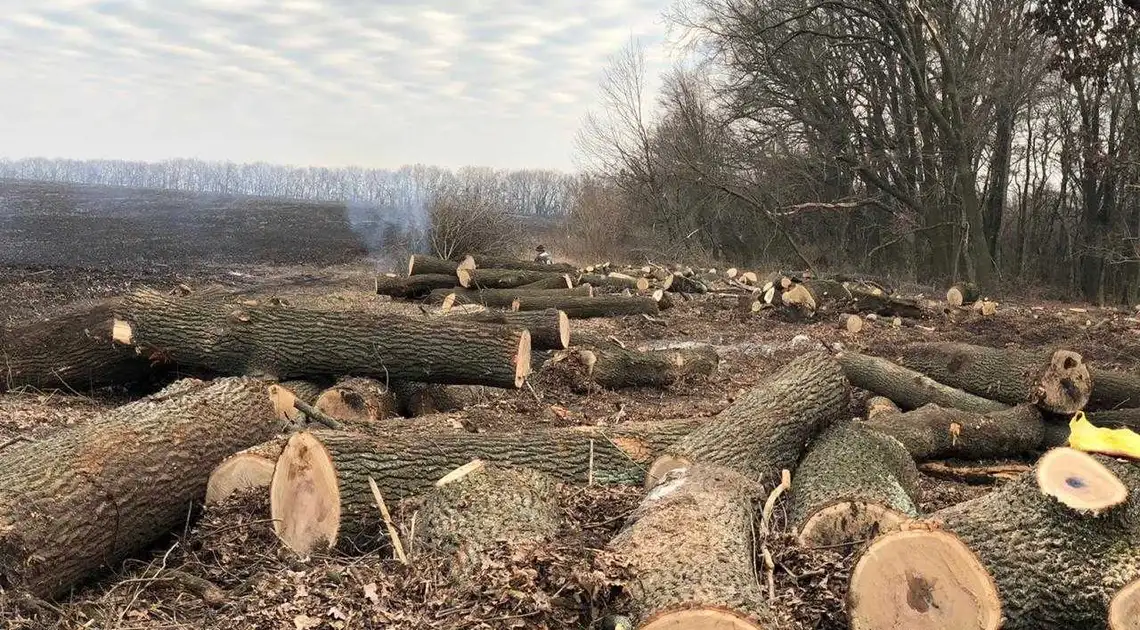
(2, 253), (1140, 630)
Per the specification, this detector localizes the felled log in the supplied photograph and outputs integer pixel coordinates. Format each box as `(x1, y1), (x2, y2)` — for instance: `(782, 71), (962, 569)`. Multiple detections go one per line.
(895, 342), (1091, 414)
(418, 462), (560, 570)
(864, 403), (1048, 461)
(781, 279), (851, 312)
(514, 274), (574, 290)
(315, 377), (399, 423)
(578, 273), (649, 292)
(839, 313), (864, 333)
(374, 273), (458, 299)
(114, 289), (532, 388)
(407, 254), (472, 276)
(270, 419), (701, 553)
(512, 295), (659, 319)
(602, 464), (772, 629)
(457, 267), (572, 290)
(665, 273), (709, 294)
(1088, 407), (1140, 432)
(789, 422), (920, 547)
(426, 285), (590, 309)
(557, 343), (719, 391)
(461, 255), (578, 275)
(1089, 368), (1140, 410)
(653, 351), (848, 486)
(443, 308), (570, 350)
(848, 447), (1140, 630)
(836, 351), (1009, 413)
(0, 377), (284, 599)
(0, 300), (154, 392)
(205, 435), (289, 505)
(845, 285), (927, 319)
(946, 282), (980, 307)
(392, 382), (487, 416)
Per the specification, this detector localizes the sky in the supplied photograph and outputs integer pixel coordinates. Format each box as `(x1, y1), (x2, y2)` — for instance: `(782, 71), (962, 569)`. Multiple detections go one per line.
(0, 0), (675, 171)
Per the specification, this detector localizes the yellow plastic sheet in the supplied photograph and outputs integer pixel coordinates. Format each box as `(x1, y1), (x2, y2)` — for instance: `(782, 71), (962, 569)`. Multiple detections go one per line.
(1067, 411), (1140, 460)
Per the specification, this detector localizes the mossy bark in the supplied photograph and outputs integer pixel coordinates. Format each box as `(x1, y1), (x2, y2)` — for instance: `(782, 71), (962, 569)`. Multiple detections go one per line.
(864, 403), (1047, 461)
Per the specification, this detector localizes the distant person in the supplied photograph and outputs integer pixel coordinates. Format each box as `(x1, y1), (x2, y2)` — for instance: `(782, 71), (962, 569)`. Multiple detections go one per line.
(534, 244), (552, 264)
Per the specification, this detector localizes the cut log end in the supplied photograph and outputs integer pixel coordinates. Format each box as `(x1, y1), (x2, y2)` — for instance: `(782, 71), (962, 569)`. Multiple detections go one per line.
(557, 310), (571, 349)
(798, 501), (908, 548)
(866, 396), (901, 420)
(641, 608), (762, 630)
(1110, 579), (1140, 630)
(781, 283), (815, 310)
(848, 529), (1001, 630)
(644, 455), (690, 489)
(112, 319), (133, 344)
(1035, 447), (1128, 514)
(270, 432), (341, 555)
(435, 459), (486, 487)
(206, 453), (275, 505)
(514, 330), (532, 388)
(268, 384), (300, 422)
(406, 254), (416, 276)
(1039, 349), (1091, 413)
(840, 314), (864, 333)
(456, 266), (474, 288)
(636, 277), (650, 292)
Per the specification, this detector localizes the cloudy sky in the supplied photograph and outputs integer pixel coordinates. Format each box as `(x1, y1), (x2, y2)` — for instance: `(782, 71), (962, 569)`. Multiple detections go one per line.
(0, 0), (674, 171)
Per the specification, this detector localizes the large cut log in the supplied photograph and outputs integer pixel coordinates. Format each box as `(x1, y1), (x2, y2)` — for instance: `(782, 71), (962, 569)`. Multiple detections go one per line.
(781, 279), (851, 312)
(512, 295), (660, 319)
(665, 273), (709, 294)
(426, 285), (589, 309)
(1088, 407), (1140, 432)
(0, 376), (284, 598)
(418, 462), (560, 570)
(462, 255), (578, 275)
(205, 435), (290, 505)
(557, 343), (719, 391)
(946, 281), (980, 307)
(789, 422), (920, 548)
(407, 254), (473, 276)
(374, 273), (458, 299)
(602, 464), (772, 629)
(845, 284), (927, 319)
(836, 351), (1008, 413)
(514, 274), (574, 290)
(864, 403), (1049, 461)
(895, 342), (1091, 414)
(578, 272), (650, 292)
(457, 267), (573, 290)
(653, 351), (848, 486)
(0, 300), (155, 392)
(114, 289), (531, 388)
(1089, 367), (1140, 410)
(443, 308), (570, 350)
(847, 447), (1140, 630)
(315, 377), (399, 423)
(270, 419), (700, 554)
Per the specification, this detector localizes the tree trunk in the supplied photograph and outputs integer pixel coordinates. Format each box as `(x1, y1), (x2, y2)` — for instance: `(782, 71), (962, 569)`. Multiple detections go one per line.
(270, 419), (700, 554)
(115, 289), (532, 388)
(464, 255), (578, 275)
(391, 382), (488, 416)
(511, 295), (660, 318)
(863, 403), (1047, 461)
(1088, 368), (1140, 411)
(579, 273), (650, 292)
(418, 463), (560, 571)
(514, 274), (575, 290)
(946, 281), (981, 308)
(0, 300), (155, 393)
(895, 342), (1091, 414)
(426, 285), (590, 308)
(458, 267), (574, 290)
(374, 273), (459, 299)
(315, 377), (400, 423)
(442, 308), (570, 350)
(602, 463), (772, 629)
(558, 344), (718, 391)
(836, 351), (1009, 413)
(655, 351), (848, 487)
(407, 254), (468, 276)
(789, 422), (920, 548)
(848, 449), (1140, 630)
(0, 376), (284, 599)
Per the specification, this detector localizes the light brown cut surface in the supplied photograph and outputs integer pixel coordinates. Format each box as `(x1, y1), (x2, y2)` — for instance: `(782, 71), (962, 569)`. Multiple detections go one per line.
(848, 529), (1001, 630)
(1110, 579), (1140, 630)
(1040, 349), (1092, 413)
(644, 455), (689, 489)
(514, 330), (532, 387)
(270, 432), (341, 555)
(1035, 446), (1128, 514)
(798, 501), (909, 548)
(206, 453), (275, 505)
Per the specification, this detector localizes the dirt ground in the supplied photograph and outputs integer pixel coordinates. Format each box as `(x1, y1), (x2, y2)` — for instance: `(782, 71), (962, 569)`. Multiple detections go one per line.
(2, 253), (1140, 629)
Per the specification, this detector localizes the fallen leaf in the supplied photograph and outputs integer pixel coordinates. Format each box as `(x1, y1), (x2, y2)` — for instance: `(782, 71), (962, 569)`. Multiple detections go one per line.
(329, 606), (348, 620)
(363, 582), (380, 605)
(294, 614), (321, 630)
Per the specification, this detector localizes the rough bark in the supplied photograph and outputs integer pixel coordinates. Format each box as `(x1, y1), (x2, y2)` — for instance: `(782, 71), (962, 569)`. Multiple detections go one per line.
(391, 382), (487, 416)
(270, 419), (701, 553)
(0, 300), (155, 393)
(1088, 408), (1140, 432)
(426, 285), (589, 308)
(665, 273), (709, 294)
(946, 282), (980, 307)
(789, 422), (920, 548)
(407, 254), (465, 276)
(849, 452), (1140, 630)
(781, 279), (851, 312)
(895, 342), (1092, 414)
(836, 351), (1009, 413)
(602, 464), (772, 629)
(115, 289), (531, 388)
(458, 268), (573, 290)
(579, 273), (649, 292)
(1089, 367), (1140, 411)
(418, 463), (560, 570)
(864, 403), (1047, 461)
(315, 377), (399, 423)
(657, 351), (848, 486)
(374, 273), (458, 299)
(465, 256), (578, 275)
(444, 308), (569, 350)
(514, 274), (574, 290)
(560, 344), (718, 391)
(512, 295), (660, 319)
(0, 376), (284, 599)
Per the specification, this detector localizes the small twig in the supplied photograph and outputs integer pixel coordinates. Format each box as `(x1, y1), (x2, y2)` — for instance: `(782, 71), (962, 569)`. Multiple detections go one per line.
(588, 439), (595, 487)
(291, 398), (344, 430)
(367, 476), (408, 565)
(760, 469), (792, 536)
(0, 435), (32, 452)
(763, 547), (776, 603)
